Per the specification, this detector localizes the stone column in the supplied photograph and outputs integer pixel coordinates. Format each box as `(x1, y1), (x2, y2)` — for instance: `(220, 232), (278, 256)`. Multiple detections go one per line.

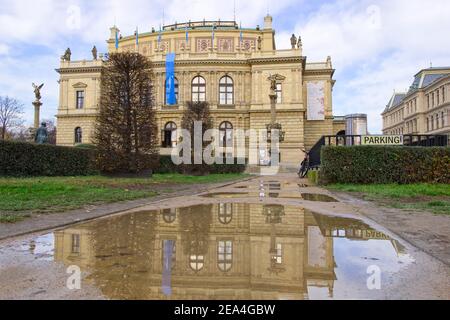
(33, 100), (42, 129)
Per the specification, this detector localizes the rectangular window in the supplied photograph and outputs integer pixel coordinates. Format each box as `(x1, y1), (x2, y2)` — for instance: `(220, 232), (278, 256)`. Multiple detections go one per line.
(76, 91), (84, 109)
(71, 234), (80, 254)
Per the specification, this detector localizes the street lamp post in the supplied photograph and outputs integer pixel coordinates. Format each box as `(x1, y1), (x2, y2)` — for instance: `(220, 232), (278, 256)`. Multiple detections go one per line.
(266, 74), (286, 165)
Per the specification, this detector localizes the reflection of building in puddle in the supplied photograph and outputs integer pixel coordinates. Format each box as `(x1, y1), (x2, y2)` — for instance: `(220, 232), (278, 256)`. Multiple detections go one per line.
(53, 204), (400, 300)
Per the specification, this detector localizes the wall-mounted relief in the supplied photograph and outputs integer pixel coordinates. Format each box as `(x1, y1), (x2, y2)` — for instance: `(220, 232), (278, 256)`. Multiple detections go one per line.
(241, 38), (256, 52)
(196, 38), (212, 52)
(217, 38), (234, 53)
(139, 42), (152, 56)
(176, 38), (189, 51)
(156, 40), (170, 53)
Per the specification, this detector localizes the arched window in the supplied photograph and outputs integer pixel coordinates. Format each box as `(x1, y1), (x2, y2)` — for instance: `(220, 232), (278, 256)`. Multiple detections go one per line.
(217, 240), (233, 272)
(162, 122), (177, 148)
(74, 127), (82, 144)
(189, 255), (204, 272)
(219, 76), (234, 105)
(218, 203), (233, 224)
(192, 76), (206, 102)
(219, 121), (233, 148)
(164, 77), (179, 105)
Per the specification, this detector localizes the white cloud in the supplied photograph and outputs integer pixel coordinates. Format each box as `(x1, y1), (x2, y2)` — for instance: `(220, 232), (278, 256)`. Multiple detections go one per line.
(1, 0), (449, 133)
(0, 44), (9, 55)
(281, 0), (450, 133)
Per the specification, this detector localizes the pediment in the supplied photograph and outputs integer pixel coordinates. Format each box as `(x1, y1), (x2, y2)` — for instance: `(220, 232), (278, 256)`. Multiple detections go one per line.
(72, 82), (88, 88)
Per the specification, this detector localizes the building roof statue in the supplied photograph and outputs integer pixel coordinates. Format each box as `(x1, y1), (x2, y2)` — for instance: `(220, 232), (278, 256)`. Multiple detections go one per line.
(290, 34), (297, 49)
(61, 48), (71, 61)
(92, 46), (98, 60)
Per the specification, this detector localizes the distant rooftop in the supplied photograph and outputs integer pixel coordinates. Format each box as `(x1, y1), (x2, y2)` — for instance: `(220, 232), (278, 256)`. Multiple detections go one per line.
(408, 66), (450, 94)
(384, 66), (450, 113)
(384, 92), (406, 112)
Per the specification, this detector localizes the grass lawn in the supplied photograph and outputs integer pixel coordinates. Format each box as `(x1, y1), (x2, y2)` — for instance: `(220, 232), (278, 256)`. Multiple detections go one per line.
(0, 173), (248, 223)
(328, 184), (450, 215)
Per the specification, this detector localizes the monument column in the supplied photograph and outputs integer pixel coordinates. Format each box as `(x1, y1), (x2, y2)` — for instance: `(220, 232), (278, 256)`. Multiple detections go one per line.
(33, 101), (42, 129)
(32, 83), (44, 129)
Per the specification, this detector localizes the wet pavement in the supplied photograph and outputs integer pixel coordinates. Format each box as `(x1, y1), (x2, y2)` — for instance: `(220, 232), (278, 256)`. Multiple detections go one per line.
(0, 175), (449, 300)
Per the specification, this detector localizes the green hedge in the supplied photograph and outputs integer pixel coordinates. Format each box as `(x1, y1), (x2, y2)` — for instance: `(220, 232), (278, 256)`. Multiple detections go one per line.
(155, 155), (247, 174)
(320, 146), (450, 184)
(0, 140), (97, 177)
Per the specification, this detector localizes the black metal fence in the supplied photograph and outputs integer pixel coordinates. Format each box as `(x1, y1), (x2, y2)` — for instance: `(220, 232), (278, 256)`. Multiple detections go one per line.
(308, 134), (448, 169)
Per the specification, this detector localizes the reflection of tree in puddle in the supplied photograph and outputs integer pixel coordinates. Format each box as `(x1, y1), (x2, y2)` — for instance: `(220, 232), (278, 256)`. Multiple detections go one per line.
(178, 204), (213, 272)
(87, 212), (158, 298)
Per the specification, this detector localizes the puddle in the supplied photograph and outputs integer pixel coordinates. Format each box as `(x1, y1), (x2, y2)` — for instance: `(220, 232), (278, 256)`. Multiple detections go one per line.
(0, 203), (413, 300)
(301, 193), (339, 202)
(201, 192), (303, 199)
(201, 192), (338, 202)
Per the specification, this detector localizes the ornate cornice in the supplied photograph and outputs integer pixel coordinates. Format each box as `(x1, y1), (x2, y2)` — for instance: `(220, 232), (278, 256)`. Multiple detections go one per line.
(248, 56), (304, 65)
(304, 69), (335, 77)
(56, 67), (103, 74)
(56, 113), (98, 118)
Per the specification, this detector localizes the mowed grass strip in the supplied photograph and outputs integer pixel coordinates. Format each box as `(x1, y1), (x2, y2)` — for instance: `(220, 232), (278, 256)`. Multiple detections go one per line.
(328, 183), (450, 215)
(0, 173), (248, 219)
(0, 179), (156, 213)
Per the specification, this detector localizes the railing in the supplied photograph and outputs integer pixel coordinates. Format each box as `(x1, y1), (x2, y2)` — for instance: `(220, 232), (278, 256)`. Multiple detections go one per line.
(308, 134), (448, 169)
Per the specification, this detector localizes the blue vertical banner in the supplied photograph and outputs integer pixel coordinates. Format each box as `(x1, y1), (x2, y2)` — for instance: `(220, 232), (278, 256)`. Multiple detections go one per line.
(162, 240), (174, 296)
(165, 52), (176, 105)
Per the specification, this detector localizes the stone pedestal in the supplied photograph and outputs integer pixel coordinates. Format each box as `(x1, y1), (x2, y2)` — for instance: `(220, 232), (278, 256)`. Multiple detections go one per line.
(33, 100), (42, 129)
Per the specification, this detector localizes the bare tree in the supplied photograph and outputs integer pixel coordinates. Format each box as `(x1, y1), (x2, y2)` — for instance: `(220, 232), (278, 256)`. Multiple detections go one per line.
(94, 52), (158, 173)
(7, 125), (33, 142)
(0, 96), (24, 140)
(181, 101), (213, 175)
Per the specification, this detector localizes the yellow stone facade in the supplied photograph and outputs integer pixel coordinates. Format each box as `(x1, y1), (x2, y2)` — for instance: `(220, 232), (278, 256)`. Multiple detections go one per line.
(382, 67), (450, 137)
(56, 16), (345, 166)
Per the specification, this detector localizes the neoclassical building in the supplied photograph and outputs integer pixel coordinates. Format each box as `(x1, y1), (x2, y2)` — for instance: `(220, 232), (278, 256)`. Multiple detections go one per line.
(56, 16), (345, 165)
(382, 67), (450, 137)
